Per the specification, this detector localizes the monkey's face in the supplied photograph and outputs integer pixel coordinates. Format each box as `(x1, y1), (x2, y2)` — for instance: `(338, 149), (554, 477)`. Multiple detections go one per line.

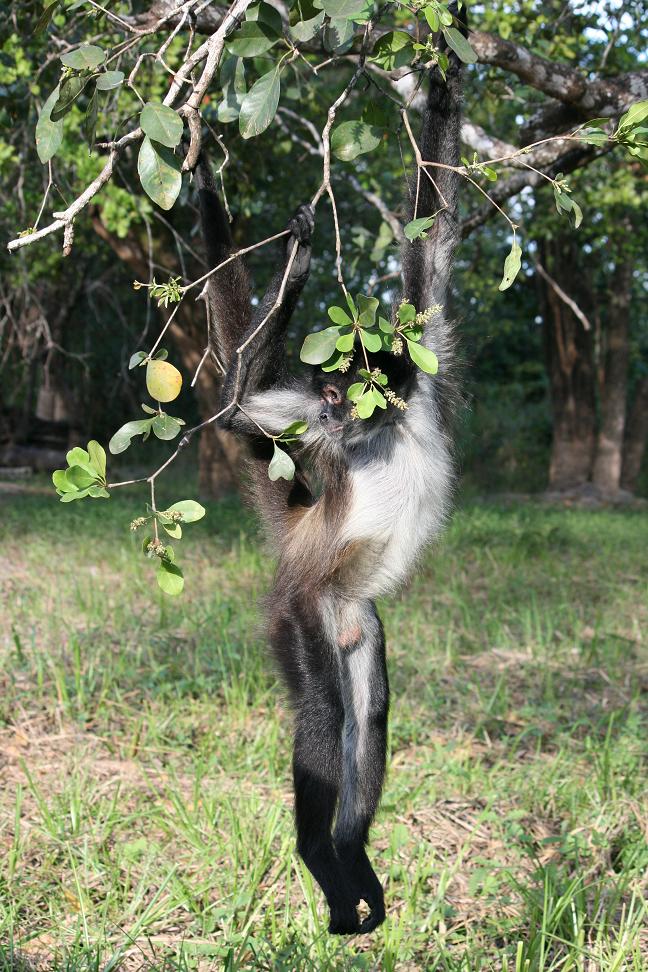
(311, 352), (414, 441)
(317, 381), (348, 436)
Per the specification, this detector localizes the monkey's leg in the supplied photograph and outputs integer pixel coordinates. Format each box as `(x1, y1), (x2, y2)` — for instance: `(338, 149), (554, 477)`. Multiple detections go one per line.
(333, 608), (389, 933)
(270, 607), (362, 934)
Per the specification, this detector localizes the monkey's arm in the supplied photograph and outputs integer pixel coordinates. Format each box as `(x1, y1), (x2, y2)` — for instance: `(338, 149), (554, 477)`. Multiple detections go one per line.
(402, 16), (464, 316)
(195, 156), (253, 366)
(218, 204), (315, 432)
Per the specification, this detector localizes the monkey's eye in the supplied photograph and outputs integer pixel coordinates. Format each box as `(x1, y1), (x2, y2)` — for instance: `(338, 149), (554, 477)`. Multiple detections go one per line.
(322, 384), (343, 406)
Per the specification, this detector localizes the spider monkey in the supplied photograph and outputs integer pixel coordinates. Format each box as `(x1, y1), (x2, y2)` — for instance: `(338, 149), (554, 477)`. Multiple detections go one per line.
(193, 26), (463, 936)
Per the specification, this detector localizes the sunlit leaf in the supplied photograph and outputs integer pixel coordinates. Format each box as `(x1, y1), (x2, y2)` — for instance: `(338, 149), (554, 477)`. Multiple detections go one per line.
(268, 444), (295, 481)
(156, 559), (184, 595)
(146, 359), (183, 402)
(404, 215), (435, 241)
(300, 326), (342, 364)
(406, 340), (438, 374)
(166, 500), (206, 523)
(140, 102), (184, 148)
(498, 239), (522, 291)
(331, 120), (381, 162)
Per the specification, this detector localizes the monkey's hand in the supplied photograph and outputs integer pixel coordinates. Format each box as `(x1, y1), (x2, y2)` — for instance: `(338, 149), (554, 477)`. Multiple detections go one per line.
(285, 203), (314, 279)
(287, 204), (315, 249)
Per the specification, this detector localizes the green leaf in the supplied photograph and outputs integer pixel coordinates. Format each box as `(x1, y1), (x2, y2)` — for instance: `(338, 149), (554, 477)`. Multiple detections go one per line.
(162, 521), (182, 539)
(129, 351), (147, 369)
(300, 326), (342, 364)
(575, 127), (607, 147)
(372, 387), (387, 409)
(152, 413), (183, 440)
(498, 239), (522, 291)
(322, 17), (355, 52)
(331, 120), (381, 162)
(140, 102), (184, 148)
(227, 21), (279, 57)
(370, 31), (412, 70)
(328, 305), (353, 325)
(360, 328), (382, 352)
(87, 485), (110, 499)
(156, 559), (184, 596)
(239, 66), (281, 139)
(83, 88), (98, 151)
(404, 215), (435, 241)
(345, 292), (357, 316)
(290, 11), (325, 41)
(356, 294), (379, 327)
(379, 316), (394, 333)
(66, 465), (97, 489)
(336, 331), (355, 352)
(553, 189), (583, 228)
(397, 302), (416, 323)
(268, 444), (295, 481)
(321, 349), (349, 372)
(96, 70), (124, 91)
(280, 420), (308, 437)
(66, 446), (91, 469)
(33, 0), (60, 34)
(442, 26), (477, 64)
(355, 391), (377, 419)
(51, 74), (89, 121)
(616, 100), (648, 135)
(36, 87), (64, 163)
(87, 440), (106, 479)
(52, 469), (75, 492)
(60, 487), (92, 502)
(166, 500), (206, 523)
(217, 56), (246, 124)
(423, 6), (439, 31)
(137, 136), (182, 210)
(108, 418), (153, 455)
(321, 0), (372, 19)
(153, 348), (169, 360)
(60, 44), (105, 70)
(247, 1), (283, 32)
(141, 403), (156, 414)
(406, 339), (438, 374)
(347, 382), (365, 401)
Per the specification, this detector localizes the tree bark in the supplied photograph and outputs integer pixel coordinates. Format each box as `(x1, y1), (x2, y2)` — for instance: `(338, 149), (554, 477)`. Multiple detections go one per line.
(538, 238), (597, 491)
(591, 258), (632, 496)
(90, 213), (242, 498)
(621, 376), (648, 493)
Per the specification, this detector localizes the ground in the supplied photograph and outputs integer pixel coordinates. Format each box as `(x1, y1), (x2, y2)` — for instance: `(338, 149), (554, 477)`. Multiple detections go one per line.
(0, 484), (646, 971)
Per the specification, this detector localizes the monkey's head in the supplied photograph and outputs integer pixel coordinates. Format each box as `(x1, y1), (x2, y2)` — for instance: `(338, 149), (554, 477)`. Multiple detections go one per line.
(311, 351), (415, 442)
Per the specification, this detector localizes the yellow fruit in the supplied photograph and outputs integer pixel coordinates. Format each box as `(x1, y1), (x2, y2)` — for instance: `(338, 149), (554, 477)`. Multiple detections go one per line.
(146, 360), (182, 403)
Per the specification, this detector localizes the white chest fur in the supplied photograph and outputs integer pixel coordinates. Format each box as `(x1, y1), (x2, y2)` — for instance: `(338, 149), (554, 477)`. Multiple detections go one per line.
(341, 393), (451, 597)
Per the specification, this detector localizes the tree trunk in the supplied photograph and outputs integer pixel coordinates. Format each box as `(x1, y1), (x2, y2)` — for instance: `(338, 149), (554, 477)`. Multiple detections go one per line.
(90, 213), (242, 498)
(621, 376), (648, 493)
(591, 258), (632, 496)
(538, 239), (597, 491)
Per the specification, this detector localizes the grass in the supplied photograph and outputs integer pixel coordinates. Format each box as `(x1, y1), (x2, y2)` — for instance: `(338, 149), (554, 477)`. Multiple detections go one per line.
(0, 483), (646, 971)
